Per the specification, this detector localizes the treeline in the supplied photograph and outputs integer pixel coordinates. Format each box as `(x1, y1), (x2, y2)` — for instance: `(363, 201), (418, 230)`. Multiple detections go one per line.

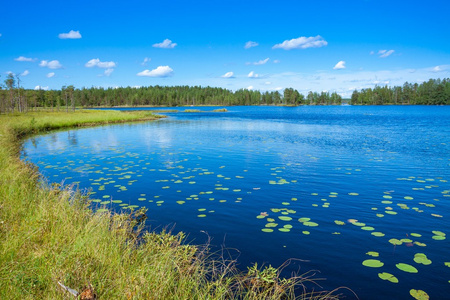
(0, 74), (343, 113)
(351, 78), (450, 105)
(2, 74), (449, 113)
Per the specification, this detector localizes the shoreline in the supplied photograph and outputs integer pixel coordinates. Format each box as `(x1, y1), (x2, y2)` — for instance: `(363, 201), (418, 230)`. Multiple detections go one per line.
(0, 110), (341, 299)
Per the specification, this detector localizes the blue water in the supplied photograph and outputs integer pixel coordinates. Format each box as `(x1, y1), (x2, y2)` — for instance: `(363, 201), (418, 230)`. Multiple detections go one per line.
(23, 106), (450, 299)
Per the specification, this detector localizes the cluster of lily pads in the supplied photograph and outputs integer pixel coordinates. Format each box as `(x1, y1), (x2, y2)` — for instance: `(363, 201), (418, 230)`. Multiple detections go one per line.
(27, 127), (450, 300)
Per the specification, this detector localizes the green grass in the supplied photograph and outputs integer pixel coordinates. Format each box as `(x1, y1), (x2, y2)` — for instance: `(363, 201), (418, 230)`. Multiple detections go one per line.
(0, 110), (344, 299)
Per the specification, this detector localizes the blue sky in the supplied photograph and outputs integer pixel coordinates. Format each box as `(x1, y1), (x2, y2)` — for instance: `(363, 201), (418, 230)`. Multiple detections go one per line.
(1, 0), (449, 97)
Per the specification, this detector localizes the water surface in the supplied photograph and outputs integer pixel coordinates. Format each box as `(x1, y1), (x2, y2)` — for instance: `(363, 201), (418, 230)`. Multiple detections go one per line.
(23, 106), (450, 299)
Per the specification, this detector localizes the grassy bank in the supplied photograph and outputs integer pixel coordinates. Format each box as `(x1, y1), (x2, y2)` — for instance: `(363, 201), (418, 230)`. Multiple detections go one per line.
(0, 110), (342, 299)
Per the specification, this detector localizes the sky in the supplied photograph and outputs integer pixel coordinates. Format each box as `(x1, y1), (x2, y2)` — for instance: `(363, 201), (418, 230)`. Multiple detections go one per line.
(1, 0), (449, 97)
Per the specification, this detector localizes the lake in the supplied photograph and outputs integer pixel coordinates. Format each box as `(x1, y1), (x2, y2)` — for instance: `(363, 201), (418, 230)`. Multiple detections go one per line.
(23, 106), (450, 299)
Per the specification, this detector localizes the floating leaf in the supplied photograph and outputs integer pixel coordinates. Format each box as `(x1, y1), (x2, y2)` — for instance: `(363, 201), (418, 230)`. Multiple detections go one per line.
(400, 238), (413, 243)
(261, 228), (273, 233)
(348, 193), (359, 196)
(302, 231), (310, 235)
(361, 226), (375, 231)
(366, 251), (379, 257)
(378, 272), (398, 283)
(334, 220), (345, 225)
(197, 214), (206, 218)
(298, 218), (311, 223)
(396, 263), (418, 273)
(278, 228), (290, 232)
(303, 221), (319, 227)
(410, 289), (429, 300)
(410, 233), (422, 237)
(389, 239), (402, 245)
(362, 259), (384, 268)
(404, 196), (414, 200)
(432, 230), (446, 236)
(278, 216), (293, 221)
(176, 201), (185, 205)
(371, 232), (385, 237)
(414, 253), (432, 265)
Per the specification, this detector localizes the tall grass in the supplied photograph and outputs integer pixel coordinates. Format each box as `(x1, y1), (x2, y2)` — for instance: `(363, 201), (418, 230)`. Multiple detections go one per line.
(0, 110), (345, 299)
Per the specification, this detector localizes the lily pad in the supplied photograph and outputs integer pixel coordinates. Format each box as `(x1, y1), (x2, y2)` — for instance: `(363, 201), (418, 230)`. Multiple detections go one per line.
(366, 251), (379, 257)
(334, 220), (345, 225)
(298, 217), (311, 223)
(362, 259), (384, 268)
(303, 221), (319, 227)
(410, 289), (429, 300)
(378, 272), (398, 283)
(361, 226), (375, 231)
(371, 232), (385, 237)
(261, 228), (273, 233)
(414, 253), (432, 265)
(278, 216), (293, 221)
(396, 263), (418, 273)
(389, 239), (402, 245)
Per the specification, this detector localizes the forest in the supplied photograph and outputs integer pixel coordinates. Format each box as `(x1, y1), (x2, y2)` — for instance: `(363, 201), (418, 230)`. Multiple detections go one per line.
(0, 74), (449, 113)
(350, 78), (450, 105)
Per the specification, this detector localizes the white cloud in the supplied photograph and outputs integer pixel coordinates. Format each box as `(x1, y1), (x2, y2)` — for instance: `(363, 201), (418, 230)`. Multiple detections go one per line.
(244, 41), (259, 49)
(378, 50), (395, 58)
(15, 56), (36, 62)
(370, 51), (375, 55)
(254, 58), (269, 65)
(272, 35), (328, 50)
(248, 71), (259, 78)
(34, 85), (49, 90)
(432, 66), (443, 72)
(47, 72), (55, 78)
(58, 30), (82, 39)
(221, 71), (234, 78)
(153, 39), (177, 49)
(39, 60), (63, 69)
(274, 87), (283, 91)
(104, 68), (114, 76)
(85, 58), (116, 68)
(265, 81), (272, 85)
(20, 70), (29, 76)
(333, 61), (346, 70)
(273, 59), (280, 64)
(141, 57), (151, 66)
(137, 66), (174, 77)
(246, 85), (254, 90)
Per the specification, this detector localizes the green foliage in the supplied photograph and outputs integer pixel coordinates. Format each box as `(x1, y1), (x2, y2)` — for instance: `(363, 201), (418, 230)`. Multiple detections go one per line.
(350, 78), (450, 105)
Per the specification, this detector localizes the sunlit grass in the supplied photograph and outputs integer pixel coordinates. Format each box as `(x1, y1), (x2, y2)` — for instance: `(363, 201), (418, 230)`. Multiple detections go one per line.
(0, 110), (344, 299)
